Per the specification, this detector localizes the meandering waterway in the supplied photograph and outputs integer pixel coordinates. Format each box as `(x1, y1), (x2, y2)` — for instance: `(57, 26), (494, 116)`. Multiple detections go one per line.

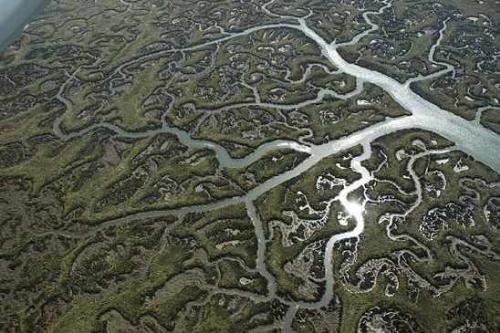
(50, 6), (500, 330)
(4, 1), (500, 330)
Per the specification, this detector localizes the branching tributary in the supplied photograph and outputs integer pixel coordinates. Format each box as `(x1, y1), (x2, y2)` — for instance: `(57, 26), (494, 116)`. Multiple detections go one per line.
(50, 0), (500, 330)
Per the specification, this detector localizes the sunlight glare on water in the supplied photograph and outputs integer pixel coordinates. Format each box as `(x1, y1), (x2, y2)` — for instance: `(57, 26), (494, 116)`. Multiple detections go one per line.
(344, 200), (364, 221)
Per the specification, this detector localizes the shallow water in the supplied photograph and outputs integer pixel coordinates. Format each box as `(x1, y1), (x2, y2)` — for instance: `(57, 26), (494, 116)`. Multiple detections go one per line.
(3, 2), (500, 330)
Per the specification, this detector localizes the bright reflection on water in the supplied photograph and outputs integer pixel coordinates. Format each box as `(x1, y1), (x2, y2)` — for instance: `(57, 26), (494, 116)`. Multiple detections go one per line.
(344, 200), (365, 221)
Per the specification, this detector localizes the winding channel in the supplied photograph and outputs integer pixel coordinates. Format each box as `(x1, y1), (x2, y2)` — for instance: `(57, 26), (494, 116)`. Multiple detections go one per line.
(17, 0), (500, 330)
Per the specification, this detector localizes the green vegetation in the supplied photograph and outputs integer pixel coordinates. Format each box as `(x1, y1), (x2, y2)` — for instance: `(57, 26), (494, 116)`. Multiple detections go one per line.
(0, 0), (498, 331)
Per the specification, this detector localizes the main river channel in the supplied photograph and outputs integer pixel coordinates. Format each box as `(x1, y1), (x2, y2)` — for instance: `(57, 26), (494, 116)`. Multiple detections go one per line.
(3, 1), (500, 331)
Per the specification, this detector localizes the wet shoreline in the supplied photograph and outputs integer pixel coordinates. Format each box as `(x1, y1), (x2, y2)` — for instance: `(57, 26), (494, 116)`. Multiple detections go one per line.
(0, 0), (48, 52)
